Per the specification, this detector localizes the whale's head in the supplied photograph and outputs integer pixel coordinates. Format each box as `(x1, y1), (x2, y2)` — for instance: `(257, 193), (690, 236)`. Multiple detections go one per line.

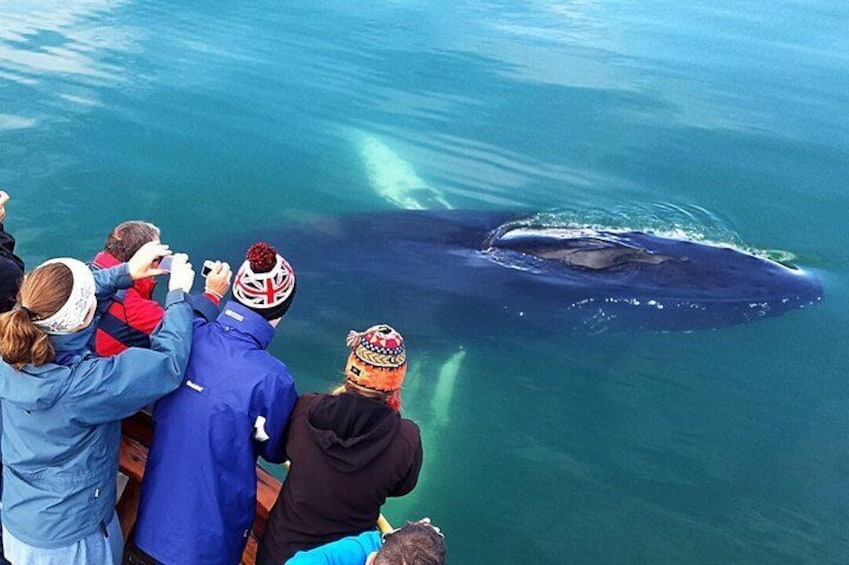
(482, 223), (823, 331)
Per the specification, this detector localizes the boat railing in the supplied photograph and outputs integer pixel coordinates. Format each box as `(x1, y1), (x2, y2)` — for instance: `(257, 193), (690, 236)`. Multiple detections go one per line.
(117, 411), (392, 565)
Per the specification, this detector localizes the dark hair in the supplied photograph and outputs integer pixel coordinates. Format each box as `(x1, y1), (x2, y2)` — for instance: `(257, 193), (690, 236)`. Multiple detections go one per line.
(103, 221), (160, 262)
(0, 263), (73, 369)
(375, 522), (446, 565)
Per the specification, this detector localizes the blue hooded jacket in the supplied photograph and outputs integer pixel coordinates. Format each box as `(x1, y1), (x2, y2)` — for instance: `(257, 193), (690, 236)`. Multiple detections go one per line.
(134, 300), (298, 565)
(0, 264), (193, 548)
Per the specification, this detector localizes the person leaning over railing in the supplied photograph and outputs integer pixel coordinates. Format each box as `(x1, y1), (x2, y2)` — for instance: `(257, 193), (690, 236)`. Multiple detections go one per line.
(0, 190), (24, 565)
(126, 242), (299, 565)
(91, 220), (166, 355)
(0, 243), (195, 565)
(0, 191), (24, 314)
(91, 220), (228, 357)
(285, 518), (446, 565)
(257, 324), (423, 565)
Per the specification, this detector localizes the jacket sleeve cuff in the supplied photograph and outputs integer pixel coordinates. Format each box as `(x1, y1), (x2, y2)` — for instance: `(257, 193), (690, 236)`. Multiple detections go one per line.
(186, 293), (220, 322)
(165, 289), (187, 307)
(114, 263), (134, 289)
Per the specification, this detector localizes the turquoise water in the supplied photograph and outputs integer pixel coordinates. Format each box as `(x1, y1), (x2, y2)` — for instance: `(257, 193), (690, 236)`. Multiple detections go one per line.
(2, 1), (848, 563)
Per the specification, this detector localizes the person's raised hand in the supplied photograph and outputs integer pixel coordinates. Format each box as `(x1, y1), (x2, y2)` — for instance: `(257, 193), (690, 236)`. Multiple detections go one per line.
(167, 253), (195, 293)
(204, 261), (232, 299)
(416, 517), (443, 537)
(127, 241), (171, 280)
(0, 191), (10, 223)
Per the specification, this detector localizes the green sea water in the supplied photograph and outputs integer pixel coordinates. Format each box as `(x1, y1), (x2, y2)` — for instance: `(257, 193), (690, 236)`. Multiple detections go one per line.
(1, 1), (848, 563)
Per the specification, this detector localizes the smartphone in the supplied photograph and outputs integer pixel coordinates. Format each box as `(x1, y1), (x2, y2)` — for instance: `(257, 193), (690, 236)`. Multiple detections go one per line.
(158, 255), (174, 272)
(201, 260), (216, 278)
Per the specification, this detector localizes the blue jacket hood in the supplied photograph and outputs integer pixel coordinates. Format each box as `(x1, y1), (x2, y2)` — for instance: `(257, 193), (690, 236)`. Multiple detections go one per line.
(215, 300), (275, 349)
(0, 314), (98, 412)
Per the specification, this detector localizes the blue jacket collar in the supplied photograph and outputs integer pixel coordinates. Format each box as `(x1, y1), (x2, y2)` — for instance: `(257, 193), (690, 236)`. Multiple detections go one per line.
(216, 301), (275, 349)
(51, 322), (97, 365)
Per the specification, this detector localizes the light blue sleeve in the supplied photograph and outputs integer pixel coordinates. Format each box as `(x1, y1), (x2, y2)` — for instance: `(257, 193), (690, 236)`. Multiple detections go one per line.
(65, 290), (194, 425)
(92, 263), (134, 303)
(187, 292), (220, 322)
(285, 531), (381, 565)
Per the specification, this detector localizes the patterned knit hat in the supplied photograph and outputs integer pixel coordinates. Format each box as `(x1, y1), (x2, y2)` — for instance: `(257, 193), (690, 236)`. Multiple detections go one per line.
(232, 242), (296, 321)
(345, 324), (407, 393)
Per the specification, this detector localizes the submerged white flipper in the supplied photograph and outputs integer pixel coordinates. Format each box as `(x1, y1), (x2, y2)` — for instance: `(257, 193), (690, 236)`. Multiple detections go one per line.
(358, 134), (453, 210)
(431, 349), (466, 427)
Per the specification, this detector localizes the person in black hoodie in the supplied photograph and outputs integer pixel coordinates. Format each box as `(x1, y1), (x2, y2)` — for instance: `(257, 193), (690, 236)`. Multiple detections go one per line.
(257, 324), (423, 565)
(0, 191), (24, 313)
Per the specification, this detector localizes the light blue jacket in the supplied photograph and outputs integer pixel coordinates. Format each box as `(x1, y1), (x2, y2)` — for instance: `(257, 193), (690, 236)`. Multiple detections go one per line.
(286, 531), (381, 565)
(0, 264), (193, 548)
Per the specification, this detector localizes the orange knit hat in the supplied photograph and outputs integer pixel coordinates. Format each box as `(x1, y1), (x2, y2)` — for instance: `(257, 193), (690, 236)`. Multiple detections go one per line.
(345, 324), (407, 393)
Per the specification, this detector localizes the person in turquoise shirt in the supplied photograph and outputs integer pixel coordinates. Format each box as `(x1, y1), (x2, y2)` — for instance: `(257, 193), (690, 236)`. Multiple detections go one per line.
(286, 532), (380, 565)
(286, 520), (445, 565)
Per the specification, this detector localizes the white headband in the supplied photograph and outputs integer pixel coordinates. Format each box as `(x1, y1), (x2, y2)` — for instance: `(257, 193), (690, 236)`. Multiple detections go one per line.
(32, 258), (97, 335)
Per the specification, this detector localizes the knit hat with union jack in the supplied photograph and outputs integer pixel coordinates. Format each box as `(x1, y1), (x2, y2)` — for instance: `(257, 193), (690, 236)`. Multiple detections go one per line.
(345, 324), (407, 394)
(232, 242), (296, 320)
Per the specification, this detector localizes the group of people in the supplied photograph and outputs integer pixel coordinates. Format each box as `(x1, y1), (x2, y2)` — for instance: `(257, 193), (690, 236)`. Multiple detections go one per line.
(0, 192), (447, 565)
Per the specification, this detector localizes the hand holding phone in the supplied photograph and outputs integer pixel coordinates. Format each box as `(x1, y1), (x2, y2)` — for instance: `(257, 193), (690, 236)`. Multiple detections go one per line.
(203, 260), (232, 298)
(201, 260), (216, 278)
(128, 242), (172, 281)
(167, 254), (195, 293)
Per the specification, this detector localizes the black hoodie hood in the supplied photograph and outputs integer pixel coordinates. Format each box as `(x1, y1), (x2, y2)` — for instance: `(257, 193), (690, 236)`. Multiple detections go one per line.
(306, 392), (400, 473)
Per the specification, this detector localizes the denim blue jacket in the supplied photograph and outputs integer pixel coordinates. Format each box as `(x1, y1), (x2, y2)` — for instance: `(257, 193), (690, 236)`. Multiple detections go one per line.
(0, 264), (193, 548)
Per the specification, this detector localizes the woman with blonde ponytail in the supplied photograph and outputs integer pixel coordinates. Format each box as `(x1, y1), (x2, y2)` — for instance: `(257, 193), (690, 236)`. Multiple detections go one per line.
(258, 324), (423, 565)
(0, 243), (197, 565)
(0, 262), (70, 369)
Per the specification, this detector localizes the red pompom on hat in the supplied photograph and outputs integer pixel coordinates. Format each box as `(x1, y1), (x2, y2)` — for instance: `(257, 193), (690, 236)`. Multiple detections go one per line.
(232, 242), (296, 320)
(246, 242), (277, 273)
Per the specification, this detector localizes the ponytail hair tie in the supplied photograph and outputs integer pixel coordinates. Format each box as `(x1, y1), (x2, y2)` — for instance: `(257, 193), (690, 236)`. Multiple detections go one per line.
(18, 305), (34, 319)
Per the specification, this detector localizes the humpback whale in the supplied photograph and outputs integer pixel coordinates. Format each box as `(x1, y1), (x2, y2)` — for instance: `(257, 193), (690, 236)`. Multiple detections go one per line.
(236, 210), (822, 337)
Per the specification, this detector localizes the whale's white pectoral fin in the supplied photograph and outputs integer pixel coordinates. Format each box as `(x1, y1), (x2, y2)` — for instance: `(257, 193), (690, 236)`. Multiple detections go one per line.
(431, 348), (467, 426)
(357, 134), (453, 211)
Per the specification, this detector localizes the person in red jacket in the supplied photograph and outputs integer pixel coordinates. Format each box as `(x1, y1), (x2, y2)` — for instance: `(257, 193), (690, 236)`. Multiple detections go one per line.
(92, 221), (226, 356)
(91, 221), (166, 356)
(257, 324), (423, 565)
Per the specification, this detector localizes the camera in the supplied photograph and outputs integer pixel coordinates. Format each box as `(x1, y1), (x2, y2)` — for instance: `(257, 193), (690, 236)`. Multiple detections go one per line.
(201, 260), (216, 278)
